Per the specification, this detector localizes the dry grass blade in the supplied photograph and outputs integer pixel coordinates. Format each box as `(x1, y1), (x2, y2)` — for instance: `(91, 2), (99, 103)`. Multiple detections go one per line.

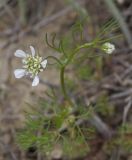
(104, 0), (132, 48)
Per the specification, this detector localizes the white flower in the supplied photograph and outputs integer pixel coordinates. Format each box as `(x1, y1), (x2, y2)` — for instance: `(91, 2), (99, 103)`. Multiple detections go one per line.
(102, 42), (115, 54)
(14, 46), (47, 86)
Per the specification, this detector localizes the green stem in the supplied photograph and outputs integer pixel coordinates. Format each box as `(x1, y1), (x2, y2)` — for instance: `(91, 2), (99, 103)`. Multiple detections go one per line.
(60, 42), (94, 105)
(60, 66), (73, 105)
(46, 56), (63, 66)
(65, 42), (94, 66)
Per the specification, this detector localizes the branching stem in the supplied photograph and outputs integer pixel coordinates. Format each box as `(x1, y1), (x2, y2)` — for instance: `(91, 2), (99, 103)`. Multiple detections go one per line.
(46, 56), (63, 66)
(60, 42), (94, 105)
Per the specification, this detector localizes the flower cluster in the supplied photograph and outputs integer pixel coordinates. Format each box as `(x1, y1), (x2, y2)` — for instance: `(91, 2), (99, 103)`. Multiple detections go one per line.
(102, 42), (115, 54)
(14, 46), (47, 86)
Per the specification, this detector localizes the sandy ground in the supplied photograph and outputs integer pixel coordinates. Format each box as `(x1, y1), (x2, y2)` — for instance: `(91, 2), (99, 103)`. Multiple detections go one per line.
(0, 24), (62, 159)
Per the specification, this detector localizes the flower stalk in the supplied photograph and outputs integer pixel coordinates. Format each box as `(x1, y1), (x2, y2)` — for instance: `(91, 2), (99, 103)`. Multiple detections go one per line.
(59, 42), (94, 105)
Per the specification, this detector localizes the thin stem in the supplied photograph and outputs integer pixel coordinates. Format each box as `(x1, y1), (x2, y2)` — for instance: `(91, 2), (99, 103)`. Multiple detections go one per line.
(60, 42), (94, 105)
(46, 55), (63, 66)
(60, 66), (67, 98)
(60, 66), (73, 105)
(65, 42), (94, 66)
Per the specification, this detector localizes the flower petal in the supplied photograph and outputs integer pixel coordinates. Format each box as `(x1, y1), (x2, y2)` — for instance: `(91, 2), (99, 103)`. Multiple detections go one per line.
(41, 59), (47, 68)
(14, 69), (26, 78)
(32, 76), (39, 86)
(14, 50), (26, 58)
(30, 46), (35, 57)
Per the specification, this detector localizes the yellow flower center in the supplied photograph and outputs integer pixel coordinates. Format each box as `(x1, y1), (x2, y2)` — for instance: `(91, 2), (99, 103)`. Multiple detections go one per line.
(23, 55), (43, 76)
